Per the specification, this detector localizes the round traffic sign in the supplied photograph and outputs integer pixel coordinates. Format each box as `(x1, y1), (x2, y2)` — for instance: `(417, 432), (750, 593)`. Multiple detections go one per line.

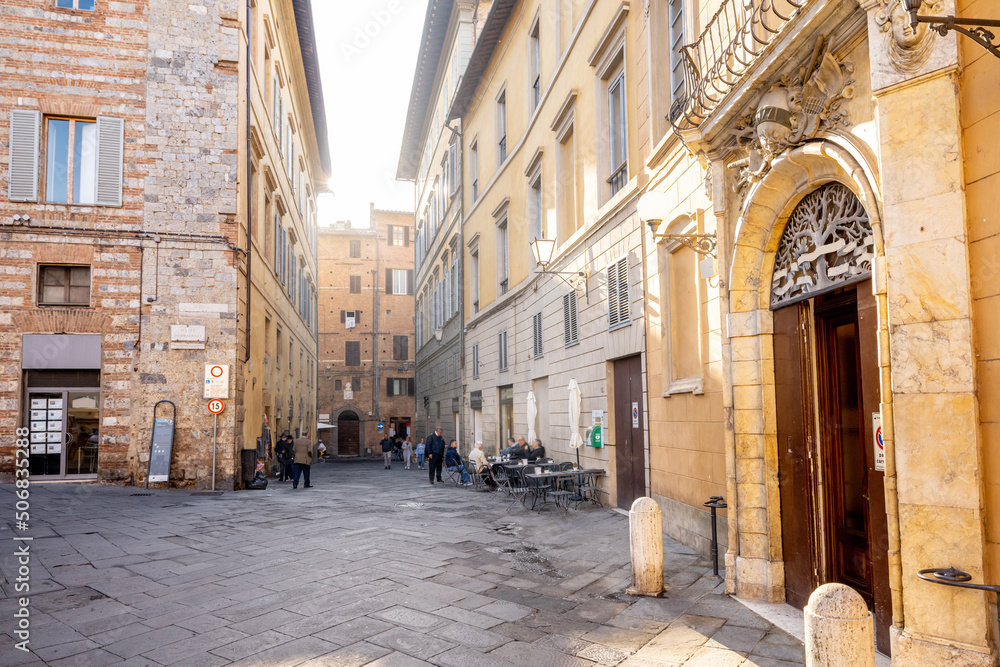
(208, 399), (225, 414)
(210, 365), (225, 378)
(376, 422), (385, 431)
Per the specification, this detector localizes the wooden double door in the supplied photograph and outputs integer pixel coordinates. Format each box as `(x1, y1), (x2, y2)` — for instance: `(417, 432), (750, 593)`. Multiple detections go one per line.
(774, 280), (891, 654)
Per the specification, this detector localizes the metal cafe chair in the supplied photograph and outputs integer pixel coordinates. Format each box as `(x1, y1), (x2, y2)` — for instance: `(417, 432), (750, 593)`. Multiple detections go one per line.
(505, 466), (531, 513)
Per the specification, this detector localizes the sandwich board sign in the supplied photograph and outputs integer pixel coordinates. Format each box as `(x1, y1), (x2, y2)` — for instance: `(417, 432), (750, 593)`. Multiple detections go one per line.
(147, 401), (177, 487)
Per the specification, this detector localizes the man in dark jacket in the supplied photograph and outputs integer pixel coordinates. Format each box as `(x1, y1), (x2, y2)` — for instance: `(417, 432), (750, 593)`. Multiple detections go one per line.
(445, 440), (470, 484)
(380, 435), (393, 469)
(526, 439), (546, 462)
(274, 431), (293, 482)
(425, 427), (446, 484)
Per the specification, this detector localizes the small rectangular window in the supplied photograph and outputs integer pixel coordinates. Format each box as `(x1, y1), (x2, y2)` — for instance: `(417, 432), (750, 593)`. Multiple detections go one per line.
(345, 341), (361, 366)
(530, 19), (541, 111)
(352, 376), (361, 392)
(497, 219), (509, 296)
(607, 71), (628, 196)
(472, 343), (480, 379)
(497, 90), (507, 165)
(56, 0), (95, 9)
(498, 330), (509, 371)
(349, 240), (361, 258)
(38, 265), (91, 306)
(350, 275), (361, 293)
(335, 379), (342, 391)
(470, 139), (479, 202)
(393, 335), (409, 361)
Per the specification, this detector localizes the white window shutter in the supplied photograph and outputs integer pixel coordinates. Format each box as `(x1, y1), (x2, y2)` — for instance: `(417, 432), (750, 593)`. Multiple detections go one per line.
(95, 116), (124, 207)
(8, 109), (40, 202)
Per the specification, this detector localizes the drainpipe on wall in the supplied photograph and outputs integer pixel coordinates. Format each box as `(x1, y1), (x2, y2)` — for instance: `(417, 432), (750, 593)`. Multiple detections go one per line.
(244, 0), (253, 364)
(373, 204), (381, 427)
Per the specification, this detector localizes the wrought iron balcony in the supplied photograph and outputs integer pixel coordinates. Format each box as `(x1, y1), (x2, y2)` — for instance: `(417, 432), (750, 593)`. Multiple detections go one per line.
(669, 0), (810, 131)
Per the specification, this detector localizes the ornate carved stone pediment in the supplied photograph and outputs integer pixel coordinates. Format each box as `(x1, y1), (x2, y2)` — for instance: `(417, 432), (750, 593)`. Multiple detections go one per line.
(728, 38), (855, 197)
(771, 183), (873, 309)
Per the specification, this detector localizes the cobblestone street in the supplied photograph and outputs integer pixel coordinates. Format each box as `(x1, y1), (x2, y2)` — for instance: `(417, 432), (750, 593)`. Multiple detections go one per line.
(1, 462), (806, 666)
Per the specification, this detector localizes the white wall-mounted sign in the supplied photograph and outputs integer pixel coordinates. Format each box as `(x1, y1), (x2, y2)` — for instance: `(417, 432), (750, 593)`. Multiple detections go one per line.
(873, 412), (884, 472)
(171, 325), (206, 342)
(204, 364), (230, 398)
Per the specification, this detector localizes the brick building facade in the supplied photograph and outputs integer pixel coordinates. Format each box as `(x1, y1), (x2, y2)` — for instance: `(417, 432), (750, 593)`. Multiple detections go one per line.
(317, 207), (414, 456)
(0, 0), (328, 488)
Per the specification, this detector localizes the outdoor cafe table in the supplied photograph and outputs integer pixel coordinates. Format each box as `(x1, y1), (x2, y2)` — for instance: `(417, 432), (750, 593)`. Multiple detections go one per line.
(524, 468), (606, 509)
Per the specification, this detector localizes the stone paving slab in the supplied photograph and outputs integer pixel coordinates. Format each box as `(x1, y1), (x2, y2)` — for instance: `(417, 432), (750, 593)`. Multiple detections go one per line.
(0, 461), (806, 666)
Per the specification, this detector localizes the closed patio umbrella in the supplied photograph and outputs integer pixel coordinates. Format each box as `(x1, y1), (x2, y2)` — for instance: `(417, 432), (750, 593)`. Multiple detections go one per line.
(568, 379), (583, 467)
(526, 391), (538, 444)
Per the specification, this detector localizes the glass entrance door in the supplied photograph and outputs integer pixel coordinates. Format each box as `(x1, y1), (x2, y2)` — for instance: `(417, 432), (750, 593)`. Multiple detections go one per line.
(27, 389), (100, 478)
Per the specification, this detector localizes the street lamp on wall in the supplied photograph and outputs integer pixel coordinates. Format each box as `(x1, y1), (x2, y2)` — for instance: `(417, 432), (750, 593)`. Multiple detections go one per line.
(530, 238), (590, 300)
(638, 191), (718, 258)
(900, 0), (1000, 58)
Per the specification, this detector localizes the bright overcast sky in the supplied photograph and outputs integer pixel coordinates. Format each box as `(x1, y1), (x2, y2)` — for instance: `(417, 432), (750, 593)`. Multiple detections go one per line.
(312, 0), (424, 228)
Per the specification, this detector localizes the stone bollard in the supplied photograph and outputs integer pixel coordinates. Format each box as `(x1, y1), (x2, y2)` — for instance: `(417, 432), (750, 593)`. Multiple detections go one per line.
(804, 583), (876, 667)
(626, 497), (664, 597)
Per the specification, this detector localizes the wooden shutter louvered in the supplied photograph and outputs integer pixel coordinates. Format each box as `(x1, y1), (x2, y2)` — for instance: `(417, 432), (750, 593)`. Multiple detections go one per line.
(563, 292), (579, 346)
(404, 226), (410, 246)
(533, 312), (543, 358)
(8, 109), (40, 202)
(95, 117), (124, 207)
(408, 378), (415, 396)
(607, 264), (619, 328)
(386, 377), (393, 396)
(616, 257), (630, 325)
(385, 268), (392, 294)
(387, 225), (394, 245)
(341, 310), (345, 323)
(407, 269), (414, 295)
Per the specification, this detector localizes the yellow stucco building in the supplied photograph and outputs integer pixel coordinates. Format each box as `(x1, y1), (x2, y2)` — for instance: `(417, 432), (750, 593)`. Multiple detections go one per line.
(447, 0), (1000, 662)
(640, 0), (1000, 662)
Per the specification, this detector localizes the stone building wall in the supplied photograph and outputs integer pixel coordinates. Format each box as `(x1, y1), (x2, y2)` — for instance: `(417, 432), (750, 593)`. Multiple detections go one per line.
(132, 0), (243, 488)
(0, 0), (149, 482)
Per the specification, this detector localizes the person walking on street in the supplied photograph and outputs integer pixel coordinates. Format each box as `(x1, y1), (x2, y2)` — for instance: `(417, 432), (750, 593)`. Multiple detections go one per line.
(275, 431), (293, 482)
(415, 439), (426, 470)
(426, 427), (446, 484)
(380, 435), (393, 469)
(292, 430), (313, 489)
(401, 436), (414, 470)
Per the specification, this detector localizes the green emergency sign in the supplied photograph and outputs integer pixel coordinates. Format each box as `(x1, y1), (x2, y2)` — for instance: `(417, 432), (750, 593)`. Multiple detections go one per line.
(590, 425), (603, 448)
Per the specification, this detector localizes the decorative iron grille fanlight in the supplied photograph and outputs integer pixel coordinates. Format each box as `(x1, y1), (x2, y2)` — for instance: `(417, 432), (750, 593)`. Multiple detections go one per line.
(770, 183), (873, 309)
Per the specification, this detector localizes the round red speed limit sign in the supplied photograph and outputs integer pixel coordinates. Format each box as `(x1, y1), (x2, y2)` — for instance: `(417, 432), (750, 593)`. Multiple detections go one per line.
(208, 399), (225, 414)
(210, 365), (225, 378)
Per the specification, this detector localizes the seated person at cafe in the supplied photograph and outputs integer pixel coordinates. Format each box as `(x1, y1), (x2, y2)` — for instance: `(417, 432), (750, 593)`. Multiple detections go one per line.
(526, 438), (546, 462)
(444, 440), (471, 485)
(499, 437), (517, 457)
(505, 436), (528, 459)
(469, 441), (497, 488)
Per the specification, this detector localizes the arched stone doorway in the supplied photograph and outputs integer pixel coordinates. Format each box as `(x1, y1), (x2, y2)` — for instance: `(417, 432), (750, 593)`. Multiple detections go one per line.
(725, 142), (894, 654)
(336, 410), (361, 456)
